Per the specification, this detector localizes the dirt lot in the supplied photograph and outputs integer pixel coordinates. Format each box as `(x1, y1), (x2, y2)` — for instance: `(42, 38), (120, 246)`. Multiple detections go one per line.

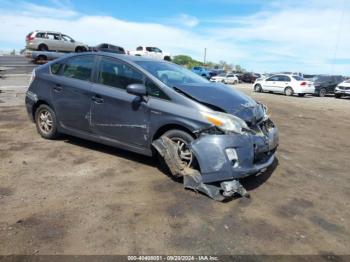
(0, 72), (349, 255)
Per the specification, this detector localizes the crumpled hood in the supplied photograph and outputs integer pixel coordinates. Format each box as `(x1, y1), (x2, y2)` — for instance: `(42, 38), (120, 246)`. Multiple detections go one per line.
(174, 83), (265, 125)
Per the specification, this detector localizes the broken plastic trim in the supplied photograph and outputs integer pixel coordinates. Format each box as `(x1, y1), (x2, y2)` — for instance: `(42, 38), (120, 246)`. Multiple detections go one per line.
(152, 136), (249, 201)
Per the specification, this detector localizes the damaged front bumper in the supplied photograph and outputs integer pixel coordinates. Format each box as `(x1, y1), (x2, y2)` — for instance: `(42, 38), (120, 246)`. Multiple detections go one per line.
(152, 122), (278, 201)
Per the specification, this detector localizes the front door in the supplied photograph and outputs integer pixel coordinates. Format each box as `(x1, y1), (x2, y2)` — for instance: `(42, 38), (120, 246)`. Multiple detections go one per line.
(90, 56), (150, 148)
(51, 55), (95, 133)
(263, 75), (279, 91)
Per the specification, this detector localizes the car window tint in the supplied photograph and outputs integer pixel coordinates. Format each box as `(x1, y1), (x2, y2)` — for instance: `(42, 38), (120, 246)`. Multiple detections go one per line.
(36, 32), (46, 38)
(280, 75), (290, 81)
(136, 46), (143, 51)
(51, 63), (62, 75)
(62, 55), (94, 81)
(145, 79), (169, 100)
(98, 57), (143, 89)
(146, 47), (153, 52)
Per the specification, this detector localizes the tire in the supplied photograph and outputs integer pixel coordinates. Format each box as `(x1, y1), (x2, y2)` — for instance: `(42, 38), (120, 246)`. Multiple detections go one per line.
(254, 84), (262, 92)
(221, 79), (226, 84)
(162, 129), (194, 167)
(298, 93), (306, 97)
(35, 104), (59, 139)
(233, 80), (238, 85)
(36, 55), (47, 64)
(38, 44), (48, 51)
(284, 87), (294, 96)
(318, 88), (327, 97)
(75, 46), (86, 53)
(335, 93), (342, 99)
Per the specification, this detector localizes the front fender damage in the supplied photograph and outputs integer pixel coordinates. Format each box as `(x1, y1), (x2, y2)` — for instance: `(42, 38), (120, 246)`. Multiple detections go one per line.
(152, 136), (249, 201)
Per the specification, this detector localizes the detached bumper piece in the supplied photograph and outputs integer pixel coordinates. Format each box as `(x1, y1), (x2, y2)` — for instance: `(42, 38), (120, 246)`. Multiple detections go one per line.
(152, 137), (252, 201)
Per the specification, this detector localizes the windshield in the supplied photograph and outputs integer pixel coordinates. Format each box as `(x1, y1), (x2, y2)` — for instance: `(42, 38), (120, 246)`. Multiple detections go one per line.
(312, 75), (329, 82)
(136, 61), (210, 86)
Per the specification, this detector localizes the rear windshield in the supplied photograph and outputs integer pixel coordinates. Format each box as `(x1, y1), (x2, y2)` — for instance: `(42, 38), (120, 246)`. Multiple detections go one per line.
(292, 76), (304, 81)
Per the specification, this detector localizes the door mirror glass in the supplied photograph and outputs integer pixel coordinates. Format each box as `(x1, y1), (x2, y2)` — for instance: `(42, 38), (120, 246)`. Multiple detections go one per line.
(127, 84), (147, 96)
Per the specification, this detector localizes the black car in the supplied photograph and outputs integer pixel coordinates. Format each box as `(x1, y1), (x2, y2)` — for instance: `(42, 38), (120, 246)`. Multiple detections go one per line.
(241, 73), (260, 83)
(313, 75), (343, 97)
(92, 43), (126, 54)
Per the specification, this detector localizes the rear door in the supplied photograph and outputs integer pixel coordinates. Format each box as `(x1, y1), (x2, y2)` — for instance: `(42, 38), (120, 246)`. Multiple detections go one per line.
(275, 75), (291, 93)
(90, 56), (150, 148)
(46, 33), (62, 51)
(51, 55), (95, 133)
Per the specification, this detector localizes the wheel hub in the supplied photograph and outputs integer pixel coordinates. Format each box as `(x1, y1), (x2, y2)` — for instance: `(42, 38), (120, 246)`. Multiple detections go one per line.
(170, 137), (193, 166)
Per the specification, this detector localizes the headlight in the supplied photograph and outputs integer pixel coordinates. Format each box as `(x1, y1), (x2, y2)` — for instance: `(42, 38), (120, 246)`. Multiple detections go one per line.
(200, 111), (249, 134)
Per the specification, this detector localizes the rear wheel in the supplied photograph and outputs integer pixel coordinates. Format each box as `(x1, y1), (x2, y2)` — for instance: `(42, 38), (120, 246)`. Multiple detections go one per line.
(38, 44), (48, 51)
(318, 88), (327, 97)
(162, 129), (194, 167)
(285, 87), (294, 96)
(35, 104), (59, 139)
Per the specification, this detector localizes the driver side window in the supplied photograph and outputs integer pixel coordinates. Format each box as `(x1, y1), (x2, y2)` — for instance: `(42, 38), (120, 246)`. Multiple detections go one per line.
(97, 57), (143, 89)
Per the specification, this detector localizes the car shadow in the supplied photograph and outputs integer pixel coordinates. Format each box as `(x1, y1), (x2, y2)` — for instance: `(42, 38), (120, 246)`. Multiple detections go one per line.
(240, 157), (279, 191)
(61, 134), (157, 167)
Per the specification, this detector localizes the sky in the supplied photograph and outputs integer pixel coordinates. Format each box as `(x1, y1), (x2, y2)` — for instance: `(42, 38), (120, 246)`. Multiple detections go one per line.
(0, 0), (349, 74)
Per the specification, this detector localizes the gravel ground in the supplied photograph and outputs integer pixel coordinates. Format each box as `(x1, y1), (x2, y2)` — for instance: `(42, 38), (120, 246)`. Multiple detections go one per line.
(0, 71), (349, 255)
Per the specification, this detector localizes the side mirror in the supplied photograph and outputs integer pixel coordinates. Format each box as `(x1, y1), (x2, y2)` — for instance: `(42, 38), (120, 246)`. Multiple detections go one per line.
(126, 84), (147, 96)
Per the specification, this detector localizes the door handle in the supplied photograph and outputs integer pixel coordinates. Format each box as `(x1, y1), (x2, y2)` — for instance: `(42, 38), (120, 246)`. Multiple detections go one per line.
(92, 95), (104, 104)
(53, 83), (62, 92)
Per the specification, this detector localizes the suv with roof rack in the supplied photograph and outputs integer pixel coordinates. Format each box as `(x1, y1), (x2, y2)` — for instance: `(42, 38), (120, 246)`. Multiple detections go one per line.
(26, 30), (88, 53)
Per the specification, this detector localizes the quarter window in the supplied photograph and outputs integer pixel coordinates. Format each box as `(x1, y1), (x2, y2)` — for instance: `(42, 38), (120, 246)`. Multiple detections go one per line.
(50, 63), (61, 75)
(62, 55), (94, 81)
(97, 57), (143, 89)
(145, 79), (169, 100)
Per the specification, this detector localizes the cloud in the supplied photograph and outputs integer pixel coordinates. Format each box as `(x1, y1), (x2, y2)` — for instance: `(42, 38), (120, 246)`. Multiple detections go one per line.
(176, 14), (200, 27)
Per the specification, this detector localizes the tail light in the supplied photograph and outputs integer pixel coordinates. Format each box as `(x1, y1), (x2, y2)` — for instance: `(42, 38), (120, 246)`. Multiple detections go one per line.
(26, 34), (34, 41)
(300, 81), (307, 86)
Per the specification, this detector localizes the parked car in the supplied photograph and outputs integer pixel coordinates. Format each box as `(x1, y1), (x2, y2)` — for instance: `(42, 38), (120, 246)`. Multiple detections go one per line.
(241, 73), (260, 83)
(334, 79), (350, 98)
(129, 46), (171, 61)
(312, 75), (344, 97)
(25, 53), (278, 200)
(191, 66), (210, 79)
(26, 31), (88, 52)
(254, 74), (315, 96)
(28, 51), (66, 64)
(92, 43), (126, 54)
(210, 73), (239, 84)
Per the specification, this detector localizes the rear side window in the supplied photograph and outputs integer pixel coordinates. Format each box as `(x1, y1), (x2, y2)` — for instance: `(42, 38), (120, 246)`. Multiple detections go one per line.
(97, 57), (143, 89)
(136, 46), (143, 51)
(35, 32), (46, 38)
(62, 55), (94, 81)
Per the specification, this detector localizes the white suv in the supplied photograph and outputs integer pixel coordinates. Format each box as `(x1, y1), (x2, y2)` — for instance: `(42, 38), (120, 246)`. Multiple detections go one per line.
(26, 31), (88, 52)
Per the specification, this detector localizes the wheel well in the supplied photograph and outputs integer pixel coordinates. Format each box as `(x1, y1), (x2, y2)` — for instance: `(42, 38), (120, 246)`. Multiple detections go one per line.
(152, 124), (195, 142)
(38, 43), (48, 49)
(32, 100), (51, 120)
(284, 86), (293, 91)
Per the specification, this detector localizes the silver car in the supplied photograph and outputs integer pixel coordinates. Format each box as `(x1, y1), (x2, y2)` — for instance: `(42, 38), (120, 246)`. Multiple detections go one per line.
(26, 31), (88, 52)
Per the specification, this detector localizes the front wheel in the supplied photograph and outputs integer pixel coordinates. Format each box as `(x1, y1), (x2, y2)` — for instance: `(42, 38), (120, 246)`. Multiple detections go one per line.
(335, 93), (342, 99)
(285, 87), (294, 96)
(254, 84), (262, 92)
(162, 129), (194, 168)
(318, 88), (327, 97)
(35, 104), (59, 139)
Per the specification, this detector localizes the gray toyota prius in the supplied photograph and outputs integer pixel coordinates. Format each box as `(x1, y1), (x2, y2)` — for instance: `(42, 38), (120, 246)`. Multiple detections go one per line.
(25, 52), (278, 200)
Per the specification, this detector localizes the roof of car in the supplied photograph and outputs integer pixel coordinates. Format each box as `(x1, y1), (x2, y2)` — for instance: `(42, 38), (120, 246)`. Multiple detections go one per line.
(57, 52), (167, 63)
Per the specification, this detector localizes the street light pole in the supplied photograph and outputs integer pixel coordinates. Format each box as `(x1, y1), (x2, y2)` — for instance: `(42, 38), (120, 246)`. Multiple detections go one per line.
(203, 48), (207, 65)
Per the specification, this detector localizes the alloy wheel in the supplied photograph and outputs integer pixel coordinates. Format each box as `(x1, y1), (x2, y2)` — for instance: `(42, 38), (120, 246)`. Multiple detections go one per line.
(170, 137), (193, 166)
(38, 109), (53, 134)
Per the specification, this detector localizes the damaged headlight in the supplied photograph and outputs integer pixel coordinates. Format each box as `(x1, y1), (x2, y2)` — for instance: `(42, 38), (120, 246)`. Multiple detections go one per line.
(200, 111), (249, 134)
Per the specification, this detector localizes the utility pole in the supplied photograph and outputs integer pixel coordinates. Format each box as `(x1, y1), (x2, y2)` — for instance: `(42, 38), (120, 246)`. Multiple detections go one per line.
(203, 48), (207, 66)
